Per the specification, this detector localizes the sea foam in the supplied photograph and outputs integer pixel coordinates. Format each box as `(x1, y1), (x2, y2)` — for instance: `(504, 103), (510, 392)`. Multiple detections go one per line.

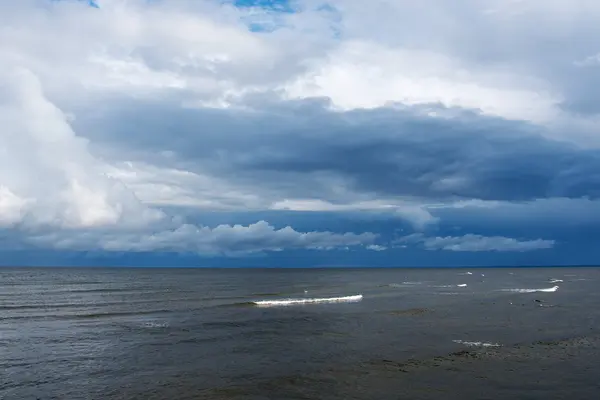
(143, 321), (169, 328)
(501, 285), (559, 293)
(432, 283), (467, 288)
(388, 282), (423, 288)
(253, 294), (363, 307)
(453, 339), (501, 347)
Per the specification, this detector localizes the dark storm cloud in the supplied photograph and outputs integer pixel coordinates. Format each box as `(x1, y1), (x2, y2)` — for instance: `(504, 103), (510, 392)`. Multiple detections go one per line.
(78, 96), (600, 202)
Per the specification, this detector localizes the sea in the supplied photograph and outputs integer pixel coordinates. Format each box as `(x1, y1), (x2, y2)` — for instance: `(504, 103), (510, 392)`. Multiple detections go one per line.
(1, 267), (599, 400)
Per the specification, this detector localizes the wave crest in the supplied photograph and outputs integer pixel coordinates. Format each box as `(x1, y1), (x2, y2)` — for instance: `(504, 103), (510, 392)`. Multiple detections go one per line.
(253, 294), (363, 307)
(501, 285), (559, 293)
(453, 340), (501, 347)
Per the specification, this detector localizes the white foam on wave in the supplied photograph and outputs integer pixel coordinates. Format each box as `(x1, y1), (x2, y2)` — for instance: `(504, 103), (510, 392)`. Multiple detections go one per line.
(549, 279), (563, 283)
(501, 285), (559, 293)
(253, 294), (363, 307)
(432, 283), (467, 288)
(143, 321), (169, 328)
(453, 340), (501, 348)
(388, 282), (423, 288)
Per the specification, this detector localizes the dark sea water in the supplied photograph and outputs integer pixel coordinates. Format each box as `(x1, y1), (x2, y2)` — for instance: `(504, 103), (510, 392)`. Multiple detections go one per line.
(1, 267), (600, 400)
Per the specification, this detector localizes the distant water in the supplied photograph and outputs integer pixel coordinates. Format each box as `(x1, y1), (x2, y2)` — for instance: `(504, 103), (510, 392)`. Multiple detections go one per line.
(2, 267), (600, 399)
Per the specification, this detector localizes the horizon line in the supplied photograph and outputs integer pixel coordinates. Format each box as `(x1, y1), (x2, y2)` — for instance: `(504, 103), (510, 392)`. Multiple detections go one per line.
(0, 264), (598, 269)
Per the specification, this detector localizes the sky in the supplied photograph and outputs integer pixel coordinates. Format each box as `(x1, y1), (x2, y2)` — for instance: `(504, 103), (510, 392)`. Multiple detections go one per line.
(1, 0), (600, 267)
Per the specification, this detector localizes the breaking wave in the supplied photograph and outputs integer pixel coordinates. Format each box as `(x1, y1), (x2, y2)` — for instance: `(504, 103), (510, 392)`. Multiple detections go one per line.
(501, 285), (559, 293)
(453, 340), (501, 347)
(434, 284), (467, 288)
(253, 294), (363, 307)
(549, 279), (563, 283)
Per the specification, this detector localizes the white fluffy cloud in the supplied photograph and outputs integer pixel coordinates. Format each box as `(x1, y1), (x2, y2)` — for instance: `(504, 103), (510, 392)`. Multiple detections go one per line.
(0, 67), (163, 229)
(0, 0), (329, 106)
(400, 233), (555, 252)
(30, 220), (378, 255)
(284, 40), (560, 124)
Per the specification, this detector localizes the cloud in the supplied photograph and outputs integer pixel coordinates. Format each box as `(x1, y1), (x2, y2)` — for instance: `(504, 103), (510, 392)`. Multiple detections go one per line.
(270, 199), (437, 230)
(0, 0), (334, 105)
(574, 53), (600, 67)
(1, 0), (600, 263)
(0, 186), (27, 227)
(0, 67), (163, 229)
(5, 0), (600, 132)
(284, 40), (560, 124)
(400, 233), (555, 252)
(430, 197), (600, 231)
(0, 67), (377, 254)
(106, 161), (268, 210)
(28, 220), (378, 255)
(85, 98), (600, 204)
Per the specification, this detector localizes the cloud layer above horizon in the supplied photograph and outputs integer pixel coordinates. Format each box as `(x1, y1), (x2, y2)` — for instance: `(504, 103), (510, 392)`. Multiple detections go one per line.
(1, 0), (600, 266)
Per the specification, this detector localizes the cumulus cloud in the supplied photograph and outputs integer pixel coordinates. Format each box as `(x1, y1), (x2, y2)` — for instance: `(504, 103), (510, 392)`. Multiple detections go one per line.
(0, 67), (163, 229)
(400, 233), (555, 253)
(29, 220), (378, 255)
(366, 244), (387, 252)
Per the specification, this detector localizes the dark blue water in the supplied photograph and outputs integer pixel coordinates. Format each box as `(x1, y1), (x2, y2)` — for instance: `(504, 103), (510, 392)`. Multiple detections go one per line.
(1, 267), (599, 399)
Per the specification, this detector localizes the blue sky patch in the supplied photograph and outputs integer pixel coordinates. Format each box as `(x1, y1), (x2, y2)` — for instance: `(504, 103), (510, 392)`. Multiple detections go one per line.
(233, 0), (295, 13)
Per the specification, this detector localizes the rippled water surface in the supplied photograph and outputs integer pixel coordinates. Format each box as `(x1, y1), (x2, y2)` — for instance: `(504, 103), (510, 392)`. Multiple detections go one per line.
(1, 267), (599, 399)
